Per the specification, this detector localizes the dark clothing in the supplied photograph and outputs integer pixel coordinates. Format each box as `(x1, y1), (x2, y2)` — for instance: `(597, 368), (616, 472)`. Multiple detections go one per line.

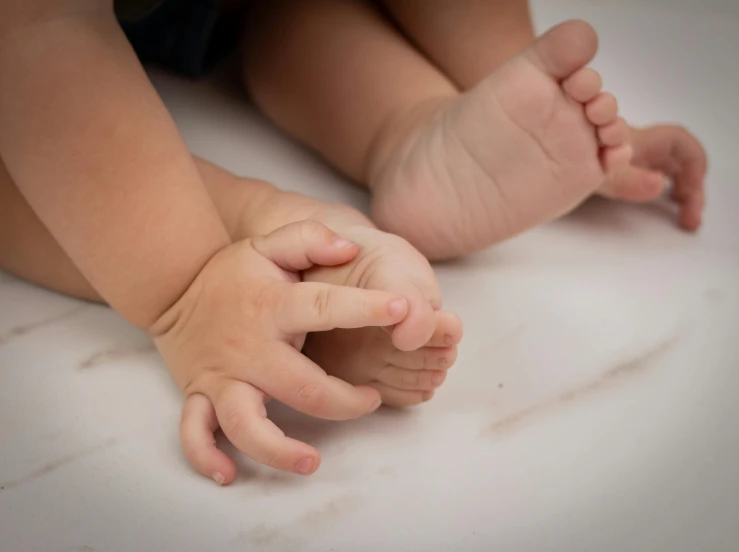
(115, 0), (241, 78)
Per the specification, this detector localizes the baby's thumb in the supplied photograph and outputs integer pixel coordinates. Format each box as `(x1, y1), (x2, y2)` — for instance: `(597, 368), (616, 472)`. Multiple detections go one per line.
(252, 220), (359, 272)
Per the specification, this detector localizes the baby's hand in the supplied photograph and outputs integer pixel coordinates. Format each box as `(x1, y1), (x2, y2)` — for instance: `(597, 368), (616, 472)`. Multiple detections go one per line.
(599, 124), (708, 230)
(150, 221), (409, 484)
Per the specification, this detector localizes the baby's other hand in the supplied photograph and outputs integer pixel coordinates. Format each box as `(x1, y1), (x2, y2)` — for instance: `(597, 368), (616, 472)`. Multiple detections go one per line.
(150, 221), (409, 485)
(598, 124), (708, 230)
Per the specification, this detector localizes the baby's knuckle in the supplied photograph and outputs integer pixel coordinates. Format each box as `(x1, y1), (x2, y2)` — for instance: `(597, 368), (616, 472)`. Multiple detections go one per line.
(251, 285), (279, 316)
(300, 220), (329, 243)
(312, 287), (333, 321)
(296, 383), (323, 409)
(221, 406), (249, 438)
(264, 447), (282, 469)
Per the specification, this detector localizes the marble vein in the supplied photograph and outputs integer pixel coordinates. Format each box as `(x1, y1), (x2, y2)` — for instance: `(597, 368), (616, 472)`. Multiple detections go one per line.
(0, 437), (118, 493)
(0, 305), (87, 347)
(78, 342), (157, 370)
(484, 334), (680, 437)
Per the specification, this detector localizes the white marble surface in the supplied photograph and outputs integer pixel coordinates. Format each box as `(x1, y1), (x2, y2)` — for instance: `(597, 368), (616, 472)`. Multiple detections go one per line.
(2, 2), (738, 551)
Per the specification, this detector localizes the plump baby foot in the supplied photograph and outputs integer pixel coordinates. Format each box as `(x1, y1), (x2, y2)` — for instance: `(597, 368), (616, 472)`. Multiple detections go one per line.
(597, 124), (708, 230)
(369, 20), (630, 260)
(301, 225), (463, 406)
(304, 310), (462, 407)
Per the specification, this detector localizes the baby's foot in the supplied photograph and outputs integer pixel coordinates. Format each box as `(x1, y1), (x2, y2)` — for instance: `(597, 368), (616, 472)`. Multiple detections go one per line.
(597, 124), (708, 230)
(302, 226), (463, 407)
(369, 20), (631, 259)
(305, 310), (461, 407)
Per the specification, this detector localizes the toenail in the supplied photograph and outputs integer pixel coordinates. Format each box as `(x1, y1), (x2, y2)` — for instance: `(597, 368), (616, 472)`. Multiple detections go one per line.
(296, 457), (316, 475)
(212, 472), (225, 486)
(369, 399), (382, 412)
(432, 372), (446, 386)
(331, 237), (356, 249)
(438, 357), (449, 369)
(444, 334), (453, 346)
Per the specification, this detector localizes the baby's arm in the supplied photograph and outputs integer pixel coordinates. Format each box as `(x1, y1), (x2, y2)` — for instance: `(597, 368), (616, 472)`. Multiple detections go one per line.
(0, 0), (229, 330)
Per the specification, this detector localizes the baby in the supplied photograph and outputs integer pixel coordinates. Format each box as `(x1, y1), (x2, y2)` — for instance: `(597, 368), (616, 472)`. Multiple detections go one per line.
(0, 0), (706, 485)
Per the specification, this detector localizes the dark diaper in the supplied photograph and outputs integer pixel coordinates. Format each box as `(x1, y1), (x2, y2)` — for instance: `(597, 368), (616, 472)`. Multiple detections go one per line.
(116, 0), (241, 78)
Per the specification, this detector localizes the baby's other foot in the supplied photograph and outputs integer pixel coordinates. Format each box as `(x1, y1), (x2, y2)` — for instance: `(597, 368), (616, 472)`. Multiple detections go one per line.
(301, 225), (463, 406)
(597, 124), (708, 230)
(304, 310), (462, 407)
(369, 20), (630, 260)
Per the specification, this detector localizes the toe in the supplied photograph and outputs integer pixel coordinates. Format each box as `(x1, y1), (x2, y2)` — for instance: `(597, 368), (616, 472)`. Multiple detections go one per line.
(598, 117), (628, 147)
(388, 286), (436, 351)
(525, 20), (598, 80)
(562, 68), (603, 103)
(387, 345), (458, 371)
(601, 144), (633, 172)
(425, 311), (464, 347)
(599, 167), (666, 202)
(369, 383), (435, 407)
(586, 93), (619, 126)
(376, 366), (447, 391)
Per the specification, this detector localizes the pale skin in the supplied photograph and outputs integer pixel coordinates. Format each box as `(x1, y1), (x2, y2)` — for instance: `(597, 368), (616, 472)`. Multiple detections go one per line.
(0, 1), (461, 484)
(0, 155), (462, 484)
(1, 0), (707, 484)
(379, 0), (707, 230)
(243, 0), (707, 259)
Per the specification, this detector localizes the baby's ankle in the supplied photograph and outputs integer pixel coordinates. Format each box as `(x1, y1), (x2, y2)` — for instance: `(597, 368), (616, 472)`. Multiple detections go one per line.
(364, 96), (456, 192)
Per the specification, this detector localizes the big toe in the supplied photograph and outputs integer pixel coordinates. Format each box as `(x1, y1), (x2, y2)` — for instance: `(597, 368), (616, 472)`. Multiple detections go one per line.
(389, 284), (437, 352)
(425, 311), (464, 347)
(526, 19), (599, 80)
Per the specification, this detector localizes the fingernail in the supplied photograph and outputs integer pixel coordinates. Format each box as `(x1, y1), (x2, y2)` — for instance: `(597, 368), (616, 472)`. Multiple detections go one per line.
(296, 457), (316, 475)
(212, 472), (225, 485)
(332, 237), (356, 249)
(369, 399), (382, 412)
(432, 372), (446, 386)
(388, 298), (407, 318)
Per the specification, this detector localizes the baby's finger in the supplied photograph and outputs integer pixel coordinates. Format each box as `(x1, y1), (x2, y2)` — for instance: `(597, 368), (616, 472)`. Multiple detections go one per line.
(276, 282), (408, 333)
(252, 220), (359, 271)
(211, 380), (321, 475)
(180, 393), (237, 485)
(254, 344), (382, 420)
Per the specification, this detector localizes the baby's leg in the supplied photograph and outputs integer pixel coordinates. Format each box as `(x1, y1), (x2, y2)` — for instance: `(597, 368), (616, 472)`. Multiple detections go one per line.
(380, 0), (535, 89)
(381, 0), (706, 230)
(243, 0), (458, 183)
(243, 1), (628, 259)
